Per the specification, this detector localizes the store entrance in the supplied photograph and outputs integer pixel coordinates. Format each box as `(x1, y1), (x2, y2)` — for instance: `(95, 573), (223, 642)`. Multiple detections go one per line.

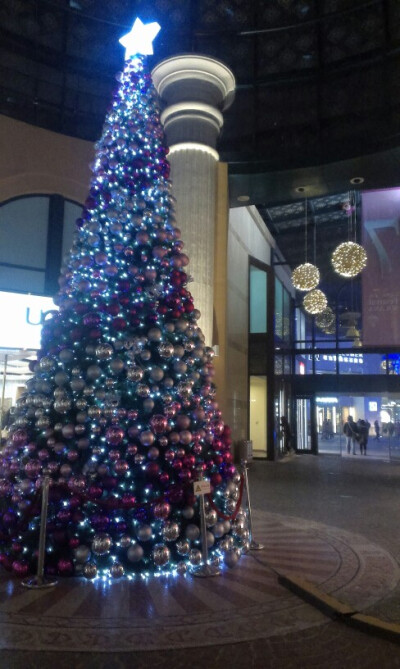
(315, 394), (400, 461)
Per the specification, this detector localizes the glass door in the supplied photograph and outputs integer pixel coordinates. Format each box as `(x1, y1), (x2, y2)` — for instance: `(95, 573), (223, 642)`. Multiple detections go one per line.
(296, 398), (311, 451)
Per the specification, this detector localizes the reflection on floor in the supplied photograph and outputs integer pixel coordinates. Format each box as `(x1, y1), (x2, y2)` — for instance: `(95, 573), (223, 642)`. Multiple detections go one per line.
(2, 456), (400, 667)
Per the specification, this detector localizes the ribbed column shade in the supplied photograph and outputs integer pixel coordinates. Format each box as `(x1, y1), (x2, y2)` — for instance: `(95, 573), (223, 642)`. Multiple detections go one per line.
(152, 55), (235, 346)
(168, 148), (217, 344)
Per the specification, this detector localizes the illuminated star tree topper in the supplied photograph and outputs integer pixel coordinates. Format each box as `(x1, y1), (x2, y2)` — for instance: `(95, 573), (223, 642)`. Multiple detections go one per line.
(119, 17), (161, 59)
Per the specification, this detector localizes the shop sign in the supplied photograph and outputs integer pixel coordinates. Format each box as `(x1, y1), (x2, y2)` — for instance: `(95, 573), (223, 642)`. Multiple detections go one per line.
(0, 290), (57, 350)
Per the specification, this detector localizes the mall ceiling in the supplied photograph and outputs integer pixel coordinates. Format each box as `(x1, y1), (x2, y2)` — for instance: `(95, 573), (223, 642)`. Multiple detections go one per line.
(0, 0), (399, 300)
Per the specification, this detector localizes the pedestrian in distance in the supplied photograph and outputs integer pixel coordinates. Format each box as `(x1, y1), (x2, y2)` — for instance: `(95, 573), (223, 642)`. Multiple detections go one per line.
(343, 415), (359, 455)
(357, 419), (369, 455)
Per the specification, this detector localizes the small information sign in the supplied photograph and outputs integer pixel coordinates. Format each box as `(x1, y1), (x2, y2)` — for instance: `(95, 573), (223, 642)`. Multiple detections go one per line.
(193, 480), (211, 496)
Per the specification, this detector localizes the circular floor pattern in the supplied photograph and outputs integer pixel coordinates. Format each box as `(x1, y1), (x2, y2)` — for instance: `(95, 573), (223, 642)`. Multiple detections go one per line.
(0, 509), (398, 652)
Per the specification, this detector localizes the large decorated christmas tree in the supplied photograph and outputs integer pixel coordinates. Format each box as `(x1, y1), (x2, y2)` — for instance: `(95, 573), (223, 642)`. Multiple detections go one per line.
(0, 19), (247, 580)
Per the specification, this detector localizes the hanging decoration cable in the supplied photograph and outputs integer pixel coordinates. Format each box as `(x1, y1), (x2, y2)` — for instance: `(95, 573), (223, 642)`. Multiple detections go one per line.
(331, 191), (367, 278)
(291, 198), (320, 291)
(303, 206), (327, 315)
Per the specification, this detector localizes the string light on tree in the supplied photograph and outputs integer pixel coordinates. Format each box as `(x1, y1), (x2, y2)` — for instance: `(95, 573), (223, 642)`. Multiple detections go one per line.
(0, 19), (247, 581)
(303, 289), (328, 315)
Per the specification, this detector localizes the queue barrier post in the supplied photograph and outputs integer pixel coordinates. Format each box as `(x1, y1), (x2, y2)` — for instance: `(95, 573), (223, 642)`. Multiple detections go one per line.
(22, 475), (58, 589)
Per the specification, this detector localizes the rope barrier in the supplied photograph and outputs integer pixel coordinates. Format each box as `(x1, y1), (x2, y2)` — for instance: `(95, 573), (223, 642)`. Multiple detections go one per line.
(206, 473), (244, 521)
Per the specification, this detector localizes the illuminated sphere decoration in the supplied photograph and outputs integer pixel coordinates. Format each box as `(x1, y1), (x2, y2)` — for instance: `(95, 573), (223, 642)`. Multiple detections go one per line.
(303, 289), (328, 315)
(315, 306), (335, 331)
(291, 263), (320, 291)
(331, 242), (367, 278)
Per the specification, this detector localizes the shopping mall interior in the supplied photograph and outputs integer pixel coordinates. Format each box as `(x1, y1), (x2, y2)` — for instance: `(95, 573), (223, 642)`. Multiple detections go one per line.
(1, 1), (400, 666)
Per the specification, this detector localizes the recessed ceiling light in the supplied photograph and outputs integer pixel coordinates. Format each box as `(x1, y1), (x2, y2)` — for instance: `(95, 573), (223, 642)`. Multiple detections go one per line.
(350, 177), (364, 184)
(237, 195), (250, 202)
(295, 186), (307, 193)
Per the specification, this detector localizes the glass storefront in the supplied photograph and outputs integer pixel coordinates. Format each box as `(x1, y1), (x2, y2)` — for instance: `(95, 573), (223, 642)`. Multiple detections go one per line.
(315, 394), (400, 461)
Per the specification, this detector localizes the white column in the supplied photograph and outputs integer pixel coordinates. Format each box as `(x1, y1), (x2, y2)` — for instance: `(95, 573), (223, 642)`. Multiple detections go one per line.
(152, 56), (235, 345)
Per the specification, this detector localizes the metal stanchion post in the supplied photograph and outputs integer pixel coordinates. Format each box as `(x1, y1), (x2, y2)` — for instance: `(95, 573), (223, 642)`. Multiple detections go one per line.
(193, 477), (220, 577)
(241, 459), (264, 551)
(22, 475), (58, 589)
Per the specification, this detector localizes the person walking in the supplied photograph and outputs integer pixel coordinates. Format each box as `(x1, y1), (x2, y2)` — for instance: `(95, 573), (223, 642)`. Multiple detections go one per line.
(343, 415), (358, 455)
(280, 416), (294, 454)
(374, 419), (380, 440)
(357, 419), (369, 455)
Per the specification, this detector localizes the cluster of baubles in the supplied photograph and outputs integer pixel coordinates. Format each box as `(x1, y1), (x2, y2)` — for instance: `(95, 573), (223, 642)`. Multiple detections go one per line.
(0, 56), (247, 579)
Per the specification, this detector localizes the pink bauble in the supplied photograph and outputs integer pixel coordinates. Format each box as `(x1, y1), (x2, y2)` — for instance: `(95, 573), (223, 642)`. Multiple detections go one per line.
(68, 475), (86, 493)
(12, 429), (28, 447)
(24, 460), (41, 478)
(153, 502), (171, 519)
(114, 460), (129, 475)
(12, 560), (29, 577)
(57, 558), (74, 576)
(149, 414), (168, 435)
(105, 426), (125, 446)
(145, 462), (160, 479)
(159, 472), (170, 485)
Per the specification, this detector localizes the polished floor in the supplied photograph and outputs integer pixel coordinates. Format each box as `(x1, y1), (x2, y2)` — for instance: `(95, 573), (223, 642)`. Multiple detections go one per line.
(2, 454), (400, 667)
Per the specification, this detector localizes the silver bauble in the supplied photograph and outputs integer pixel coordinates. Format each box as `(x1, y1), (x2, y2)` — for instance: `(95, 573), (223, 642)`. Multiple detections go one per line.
(86, 365), (102, 380)
(185, 523), (200, 541)
(95, 343), (114, 360)
(136, 524), (152, 541)
(39, 356), (55, 371)
(224, 548), (240, 568)
(223, 520), (232, 534)
(206, 531), (215, 548)
(70, 378), (85, 392)
(162, 521), (180, 542)
(152, 543), (171, 567)
(54, 371), (69, 387)
(176, 539), (190, 555)
(176, 561), (188, 575)
(59, 349), (74, 363)
(212, 522), (226, 538)
(219, 536), (234, 552)
(83, 562), (98, 579)
(205, 510), (218, 527)
(74, 545), (91, 563)
(127, 543), (144, 562)
(110, 563), (125, 578)
(110, 358), (125, 374)
(127, 367), (144, 382)
(189, 548), (202, 566)
(181, 506), (195, 520)
(92, 533), (112, 555)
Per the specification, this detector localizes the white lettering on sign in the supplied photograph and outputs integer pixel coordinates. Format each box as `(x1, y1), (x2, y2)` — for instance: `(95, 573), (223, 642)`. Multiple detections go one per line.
(193, 480), (211, 496)
(0, 291), (57, 350)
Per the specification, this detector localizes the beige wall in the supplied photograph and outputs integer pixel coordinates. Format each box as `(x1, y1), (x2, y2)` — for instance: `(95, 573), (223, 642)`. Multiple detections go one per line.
(225, 206), (274, 442)
(0, 115), (93, 203)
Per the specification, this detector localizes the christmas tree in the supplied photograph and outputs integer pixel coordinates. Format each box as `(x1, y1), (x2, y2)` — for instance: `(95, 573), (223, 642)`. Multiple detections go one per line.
(0, 19), (247, 580)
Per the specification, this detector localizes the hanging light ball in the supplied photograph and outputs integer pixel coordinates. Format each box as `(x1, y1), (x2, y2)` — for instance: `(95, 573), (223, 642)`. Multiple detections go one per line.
(291, 263), (320, 291)
(331, 242), (367, 278)
(303, 289), (328, 315)
(315, 306), (335, 331)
